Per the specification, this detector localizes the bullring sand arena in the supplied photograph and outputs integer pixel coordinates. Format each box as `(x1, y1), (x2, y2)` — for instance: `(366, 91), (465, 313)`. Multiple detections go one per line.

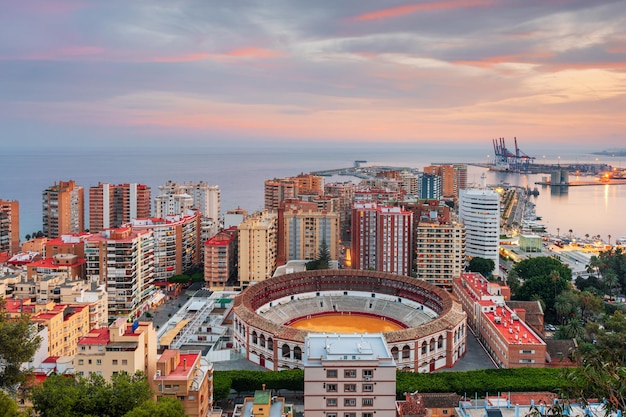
(232, 269), (467, 372)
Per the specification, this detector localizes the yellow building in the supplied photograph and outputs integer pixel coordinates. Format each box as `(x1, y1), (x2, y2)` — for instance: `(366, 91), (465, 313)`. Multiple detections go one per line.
(237, 211), (277, 287)
(154, 349), (213, 417)
(32, 304), (91, 357)
(74, 318), (157, 381)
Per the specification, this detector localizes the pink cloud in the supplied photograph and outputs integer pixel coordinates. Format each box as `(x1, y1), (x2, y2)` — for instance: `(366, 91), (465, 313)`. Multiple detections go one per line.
(353, 0), (494, 21)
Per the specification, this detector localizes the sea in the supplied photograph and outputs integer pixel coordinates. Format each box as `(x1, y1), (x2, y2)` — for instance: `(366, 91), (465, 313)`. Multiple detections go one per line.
(1, 143), (625, 243)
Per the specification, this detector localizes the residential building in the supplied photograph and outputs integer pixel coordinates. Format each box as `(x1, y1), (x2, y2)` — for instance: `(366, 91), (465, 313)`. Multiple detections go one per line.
(85, 227), (155, 320)
(237, 211), (278, 287)
(155, 181), (221, 241)
(42, 180), (84, 238)
(303, 333), (396, 417)
(153, 349), (213, 417)
(458, 188), (500, 274)
(414, 221), (465, 289)
(276, 199), (340, 266)
(89, 183), (151, 232)
(132, 212), (202, 282)
(204, 228), (237, 290)
(74, 318), (157, 381)
(233, 386), (294, 417)
(351, 203), (412, 276)
(31, 303), (91, 357)
(453, 273), (546, 368)
(0, 199), (20, 254)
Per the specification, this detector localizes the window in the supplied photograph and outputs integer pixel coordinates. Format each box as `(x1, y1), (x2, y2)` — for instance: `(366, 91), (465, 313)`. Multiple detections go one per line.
(363, 384), (373, 392)
(344, 384), (356, 392)
(327, 398), (337, 407)
(344, 369), (356, 378)
(326, 369), (338, 378)
(362, 398), (374, 406)
(344, 398), (356, 406)
(326, 384), (337, 392)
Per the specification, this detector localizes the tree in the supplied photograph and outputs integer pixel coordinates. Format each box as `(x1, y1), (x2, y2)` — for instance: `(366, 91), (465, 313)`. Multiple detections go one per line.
(306, 240), (331, 270)
(123, 397), (187, 417)
(467, 257), (495, 277)
(0, 299), (42, 392)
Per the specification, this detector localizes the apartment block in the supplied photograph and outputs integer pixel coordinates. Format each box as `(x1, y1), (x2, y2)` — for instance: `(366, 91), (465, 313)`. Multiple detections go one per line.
(453, 273), (546, 368)
(415, 221), (465, 289)
(85, 227), (155, 320)
(42, 180), (84, 238)
(276, 199), (340, 266)
(237, 211), (278, 287)
(154, 349), (213, 417)
(304, 333), (396, 417)
(32, 303), (91, 357)
(459, 188), (500, 274)
(89, 183), (151, 233)
(204, 228), (237, 290)
(0, 199), (20, 254)
(351, 203), (413, 276)
(74, 318), (157, 381)
(132, 212), (202, 282)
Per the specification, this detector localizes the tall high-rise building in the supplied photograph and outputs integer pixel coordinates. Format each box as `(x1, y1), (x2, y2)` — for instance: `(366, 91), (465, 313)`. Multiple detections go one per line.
(42, 180), (84, 238)
(351, 203), (412, 276)
(237, 211), (277, 287)
(85, 227), (155, 320)
(132, 213), (202, 283)
(414, 221), (465, 289)
(276, 199), (340, 266)
(459, 188), (500, 274)
(89, 183), (151, 233)
(0, 199), (20, 254)
(155, 181), (221, 241)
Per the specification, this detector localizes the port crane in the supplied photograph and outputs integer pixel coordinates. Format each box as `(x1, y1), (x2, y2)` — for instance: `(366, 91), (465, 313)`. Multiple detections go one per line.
(492, 137), (536, 172)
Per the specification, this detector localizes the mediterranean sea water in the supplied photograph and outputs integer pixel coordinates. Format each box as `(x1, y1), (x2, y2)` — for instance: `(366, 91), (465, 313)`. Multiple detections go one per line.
(1, 143), (624, 243)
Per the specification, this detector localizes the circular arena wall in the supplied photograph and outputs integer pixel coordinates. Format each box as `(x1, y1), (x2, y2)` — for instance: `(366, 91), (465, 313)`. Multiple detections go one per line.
(232, 269), (467, 372)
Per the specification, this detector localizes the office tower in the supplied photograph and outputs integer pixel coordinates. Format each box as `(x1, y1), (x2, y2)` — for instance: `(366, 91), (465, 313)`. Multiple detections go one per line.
(204, 227), (237, 290)
(89, 183), (151, 233)
(304, 333), (397, 417)
(42, 180), (84, 238)
(415, 221), (465, 289)
(85, 227), (155, 320)
(237, 210), (277, 287)
(459, 188), (500, 274)
(0, 199), (20, 254)
(419, 173), (442, 199)
(276, 199), (340, 266)
(132, 213), (202, 283)
(351, 203), (412, 276)
(155, 181), (221, 241)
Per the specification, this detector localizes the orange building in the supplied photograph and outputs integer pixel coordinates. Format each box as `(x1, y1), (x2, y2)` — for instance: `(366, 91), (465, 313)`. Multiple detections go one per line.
(154, 349), (213, 417)
(42, 180), (84, 238)
(89, 183), (151, 232)
(0, 199), (20, 254)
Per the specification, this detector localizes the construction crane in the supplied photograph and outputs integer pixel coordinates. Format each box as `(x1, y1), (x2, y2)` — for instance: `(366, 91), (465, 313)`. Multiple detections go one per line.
(492, 137), (536, 172)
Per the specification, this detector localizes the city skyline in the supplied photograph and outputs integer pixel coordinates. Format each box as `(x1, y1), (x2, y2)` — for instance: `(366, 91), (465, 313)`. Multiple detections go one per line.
(1, 1), (625, 148)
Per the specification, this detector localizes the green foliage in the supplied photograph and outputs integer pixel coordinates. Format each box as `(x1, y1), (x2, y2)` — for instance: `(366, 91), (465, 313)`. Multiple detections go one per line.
(0, 299), (42, 391)
(0, 390), (26, 417)
(468, 257), (495, 277)
(168, 274), (190, 284)
(306, 240), (331, 271)
(123, 397), (187, 417)
(31, 371), (154, 417)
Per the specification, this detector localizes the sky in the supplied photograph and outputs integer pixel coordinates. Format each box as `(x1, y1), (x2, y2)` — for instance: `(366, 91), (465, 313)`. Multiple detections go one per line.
(1, 0), (625, 149)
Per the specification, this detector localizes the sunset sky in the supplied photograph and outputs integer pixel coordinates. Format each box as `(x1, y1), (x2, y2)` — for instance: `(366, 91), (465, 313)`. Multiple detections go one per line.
(1, 0), (625, 149)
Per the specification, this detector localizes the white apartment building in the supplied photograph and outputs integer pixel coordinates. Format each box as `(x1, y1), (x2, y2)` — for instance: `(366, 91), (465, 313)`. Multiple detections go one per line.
(458, 188), (500, 274)
(304, 333), (397, 417)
